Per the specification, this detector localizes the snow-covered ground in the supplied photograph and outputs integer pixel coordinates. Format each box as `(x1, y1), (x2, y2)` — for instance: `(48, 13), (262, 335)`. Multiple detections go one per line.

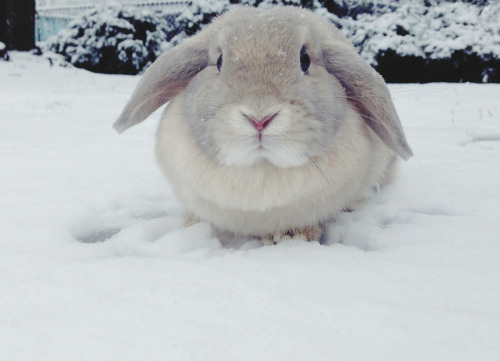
(1, 53), (499, 361)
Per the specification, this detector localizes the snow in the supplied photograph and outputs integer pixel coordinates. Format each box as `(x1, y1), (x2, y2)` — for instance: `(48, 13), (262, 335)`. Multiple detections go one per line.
(1, 53), (500, 360)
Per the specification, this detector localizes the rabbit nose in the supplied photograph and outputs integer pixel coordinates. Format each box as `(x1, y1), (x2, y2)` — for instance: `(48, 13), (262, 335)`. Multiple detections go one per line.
(244, 113), (277, 132)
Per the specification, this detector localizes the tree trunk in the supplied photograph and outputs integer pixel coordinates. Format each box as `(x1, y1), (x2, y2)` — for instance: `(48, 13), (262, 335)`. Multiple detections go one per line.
(0, 0), (36, 50)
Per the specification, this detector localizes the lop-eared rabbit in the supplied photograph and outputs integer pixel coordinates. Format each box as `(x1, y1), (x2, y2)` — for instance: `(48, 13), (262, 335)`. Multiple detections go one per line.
(115, 7), (412, 243)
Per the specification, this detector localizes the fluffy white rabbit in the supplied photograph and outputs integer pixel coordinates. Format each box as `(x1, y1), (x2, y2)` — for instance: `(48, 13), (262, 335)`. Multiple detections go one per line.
(114, 6), (412, 243)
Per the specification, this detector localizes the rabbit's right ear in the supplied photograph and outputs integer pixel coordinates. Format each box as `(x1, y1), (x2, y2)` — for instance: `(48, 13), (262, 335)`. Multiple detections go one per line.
(114, 33), (210, 133)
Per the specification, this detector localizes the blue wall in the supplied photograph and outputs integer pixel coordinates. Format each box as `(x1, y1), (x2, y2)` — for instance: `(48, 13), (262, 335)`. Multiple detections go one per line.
(36, 16), (72, 42)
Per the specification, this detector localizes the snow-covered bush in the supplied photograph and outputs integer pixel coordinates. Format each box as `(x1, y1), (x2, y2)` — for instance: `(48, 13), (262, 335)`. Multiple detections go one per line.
(0, 41), (9, 61)
(319, 0), (399, 18)
(45, 6), (177, 74)
(43, 0), (500, 82)
(340, 1), (500, 82)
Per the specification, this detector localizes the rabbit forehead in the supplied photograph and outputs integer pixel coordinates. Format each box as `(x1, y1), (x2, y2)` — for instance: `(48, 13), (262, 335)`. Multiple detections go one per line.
(210, 7), (318, 59)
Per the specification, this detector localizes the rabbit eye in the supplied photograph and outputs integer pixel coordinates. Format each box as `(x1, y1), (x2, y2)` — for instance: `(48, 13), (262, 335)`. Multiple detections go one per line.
(217, 54), (223, 72)
(300, 49), (310, 73)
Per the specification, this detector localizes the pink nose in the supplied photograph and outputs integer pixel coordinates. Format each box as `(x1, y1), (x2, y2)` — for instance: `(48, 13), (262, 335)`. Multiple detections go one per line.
(245, 113), (277, 132)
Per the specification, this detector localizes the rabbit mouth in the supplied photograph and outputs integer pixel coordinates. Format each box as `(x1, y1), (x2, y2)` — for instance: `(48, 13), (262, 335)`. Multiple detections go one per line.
(218, 135), (310, 169)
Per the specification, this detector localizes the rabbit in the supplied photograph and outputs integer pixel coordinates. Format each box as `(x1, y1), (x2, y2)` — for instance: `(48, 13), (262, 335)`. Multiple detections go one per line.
(114, 6), (412, 243)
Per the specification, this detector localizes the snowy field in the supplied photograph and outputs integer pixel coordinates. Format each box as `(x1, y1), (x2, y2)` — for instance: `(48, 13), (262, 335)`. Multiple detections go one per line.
(1, 53), (500, 361)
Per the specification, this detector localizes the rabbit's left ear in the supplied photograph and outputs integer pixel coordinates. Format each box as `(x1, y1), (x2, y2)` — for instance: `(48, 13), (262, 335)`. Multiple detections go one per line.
(113, 33), (210, 133)
(322, 41), (413, 160)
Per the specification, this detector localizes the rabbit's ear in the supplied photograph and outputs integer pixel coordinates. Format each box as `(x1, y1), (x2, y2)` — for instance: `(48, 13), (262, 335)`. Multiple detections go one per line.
(114, 34), (210, 133)
(322, 42), (413, 160)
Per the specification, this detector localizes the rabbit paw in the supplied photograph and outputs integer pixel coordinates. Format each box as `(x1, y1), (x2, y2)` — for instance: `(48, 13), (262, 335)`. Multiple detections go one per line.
(183, 213), (200, 228)
(261, 224), (323, 245)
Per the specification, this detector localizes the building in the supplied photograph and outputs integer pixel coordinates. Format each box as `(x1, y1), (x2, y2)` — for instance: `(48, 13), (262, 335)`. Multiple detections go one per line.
(35, 0), (189, 41)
